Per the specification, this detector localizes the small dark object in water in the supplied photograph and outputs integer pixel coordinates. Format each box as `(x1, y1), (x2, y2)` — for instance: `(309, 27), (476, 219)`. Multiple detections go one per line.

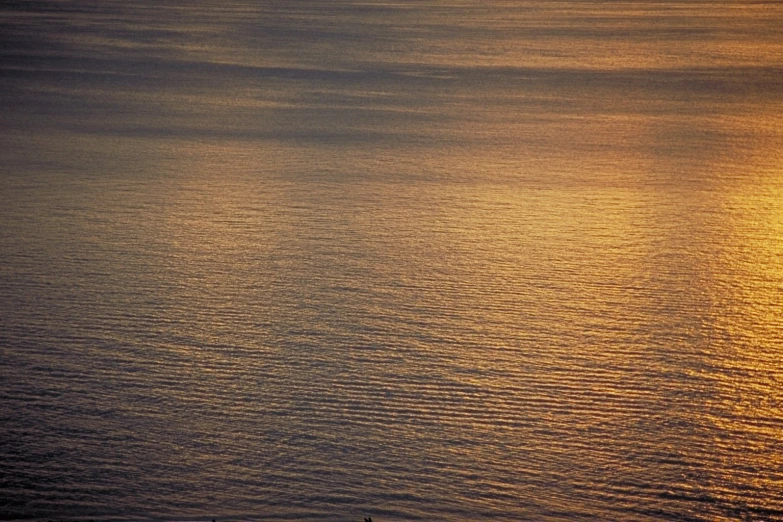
(365, 518), (372, 522)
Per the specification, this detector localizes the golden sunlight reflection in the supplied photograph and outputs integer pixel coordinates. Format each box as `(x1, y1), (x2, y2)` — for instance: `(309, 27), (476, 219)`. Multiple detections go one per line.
(2, 0), (783, 519)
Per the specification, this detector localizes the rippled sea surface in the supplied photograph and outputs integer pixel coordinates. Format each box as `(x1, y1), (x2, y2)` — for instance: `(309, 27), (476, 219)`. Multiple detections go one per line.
(1, 1), (782, 520)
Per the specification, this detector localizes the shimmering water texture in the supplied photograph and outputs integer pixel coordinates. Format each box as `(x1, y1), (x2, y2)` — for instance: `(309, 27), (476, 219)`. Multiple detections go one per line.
(1, 1), (782, 521)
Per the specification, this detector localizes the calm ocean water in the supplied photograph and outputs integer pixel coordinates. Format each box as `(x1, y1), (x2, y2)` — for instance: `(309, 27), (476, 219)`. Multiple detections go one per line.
(1, 1), (782, 520)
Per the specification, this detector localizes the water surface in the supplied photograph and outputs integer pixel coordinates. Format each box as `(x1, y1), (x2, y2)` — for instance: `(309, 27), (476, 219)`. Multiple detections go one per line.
(1, 1), (782, 520)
